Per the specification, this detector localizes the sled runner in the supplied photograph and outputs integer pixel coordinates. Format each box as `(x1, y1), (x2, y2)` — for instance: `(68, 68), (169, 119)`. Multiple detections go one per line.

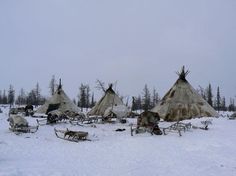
(54, 128), (89, 142)
(36, 118), (67, 126)
(70, 116), (98, 125)
(37, 110), (68, 125)
(131, 123), (162, 136)
(9, 125), (38, 133)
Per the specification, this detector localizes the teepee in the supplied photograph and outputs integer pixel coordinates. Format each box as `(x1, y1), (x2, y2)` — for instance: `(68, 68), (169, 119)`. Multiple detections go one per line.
(151, 66), (218, 121)
(36, 80), (79, 114)
(88, 84), (127, 117)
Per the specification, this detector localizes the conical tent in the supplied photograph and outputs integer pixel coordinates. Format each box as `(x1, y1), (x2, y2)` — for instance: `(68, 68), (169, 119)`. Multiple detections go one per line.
(151, 66), (218, 121)
(88, 85), (125, 116)
(36, 82), (79, 114)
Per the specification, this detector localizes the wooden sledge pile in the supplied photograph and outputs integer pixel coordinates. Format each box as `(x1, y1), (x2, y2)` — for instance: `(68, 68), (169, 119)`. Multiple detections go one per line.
(162, 119), (212, 136)
(162, 121), (192, 136)
(69, 115), (121, 126)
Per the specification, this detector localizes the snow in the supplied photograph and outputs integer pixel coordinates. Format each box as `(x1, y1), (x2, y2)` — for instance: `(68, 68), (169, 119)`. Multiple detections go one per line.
(0, 106), (236, 176)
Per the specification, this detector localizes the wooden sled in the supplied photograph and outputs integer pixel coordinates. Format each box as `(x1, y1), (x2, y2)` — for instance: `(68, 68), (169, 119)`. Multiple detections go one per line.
(69, 120), (97, 128)
(54, 128), (90, 142)
(192, 120), (213, 130)
(36, 117), (67, 126)
(131, 124), (151, 136)
(162, 122), (192, 136)
(131, 124), (162, 136)
(36, 119), (48, 126)
(69, 120), (84, 126)
(70, 116), (101, 125)
(9, 125), (39, 134)
(192, 124), (209, 130)
(201, 120), (212, 126)
(83, 116), (102, 124)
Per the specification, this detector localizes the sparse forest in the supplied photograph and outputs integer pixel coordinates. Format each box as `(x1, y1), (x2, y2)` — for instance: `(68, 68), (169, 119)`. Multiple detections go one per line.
(0, 83), (46, 107)
(0, 77), (235, 112)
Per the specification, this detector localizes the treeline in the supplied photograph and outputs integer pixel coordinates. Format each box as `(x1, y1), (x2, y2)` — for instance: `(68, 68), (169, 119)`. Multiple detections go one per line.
(132, 84), (160, 111)
(132, 83), (235, 112)
(197, 84), (235, 112)
(0, 76), (235, 112)
(50, 76), (96, 110)
(76, 83), (159, 112)
(0, 76), (97, 110)
(0, 83), (46, 107)
(76, 83), (96, 111)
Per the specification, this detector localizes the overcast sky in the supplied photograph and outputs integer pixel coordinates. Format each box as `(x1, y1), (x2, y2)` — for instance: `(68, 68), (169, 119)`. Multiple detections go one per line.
(0, 0), (235, 103)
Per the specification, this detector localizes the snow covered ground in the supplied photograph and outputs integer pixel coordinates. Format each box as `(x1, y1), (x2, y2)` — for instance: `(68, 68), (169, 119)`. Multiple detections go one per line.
(0, 106), (236, 176)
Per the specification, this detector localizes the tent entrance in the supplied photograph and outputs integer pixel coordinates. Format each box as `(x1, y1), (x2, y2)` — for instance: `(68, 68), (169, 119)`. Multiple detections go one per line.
(46, 103), (60, 114)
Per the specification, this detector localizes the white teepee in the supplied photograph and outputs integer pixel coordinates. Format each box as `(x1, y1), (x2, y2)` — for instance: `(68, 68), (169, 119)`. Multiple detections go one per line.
(88, 85), (126, 116)
(36, 81), (79, 114)
(151, 66), (218, 121)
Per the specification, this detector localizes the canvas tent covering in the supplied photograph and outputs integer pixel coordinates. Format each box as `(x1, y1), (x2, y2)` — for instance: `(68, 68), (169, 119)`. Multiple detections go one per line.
(151, 66), (218, 122)
(88, 85), (126, 116)
(104, 105), (129, 118)
(36, 82), (79, 114)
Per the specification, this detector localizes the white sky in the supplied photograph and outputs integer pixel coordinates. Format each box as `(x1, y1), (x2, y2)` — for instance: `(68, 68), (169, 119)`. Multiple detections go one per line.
(0, 0), (235, 103)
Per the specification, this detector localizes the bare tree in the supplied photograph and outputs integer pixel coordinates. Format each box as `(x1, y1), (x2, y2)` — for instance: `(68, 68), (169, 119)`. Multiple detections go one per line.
(8, 85), (15, 108)
(49, 75), (57, 95)
(86, 85), (90, 110)
(35, 82), (41, 107)
(206, 84), (213, 106)
(26, 83), (44, 106)
(0, 90), (2, 104)
(151, 87), (159, 108)
(216, 86), (221, 112)
(228, 98), (235, 111)
(78, 84), (87, 111)
(221, 97), (226, 111)
(197, 86), (206, 100)
(142, 84), (151, 111)
(15, 88), (27, 105)
(90, 92), (96, 108)
(2, 90), (8, 104)
(96, 79), (106, 93)
(133, 95), (142, 111)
